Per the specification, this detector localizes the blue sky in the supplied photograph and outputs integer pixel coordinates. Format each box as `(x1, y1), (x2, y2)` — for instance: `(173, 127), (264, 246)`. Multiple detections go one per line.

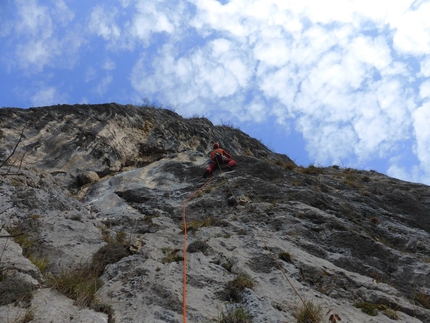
(1, 0), (430, 184)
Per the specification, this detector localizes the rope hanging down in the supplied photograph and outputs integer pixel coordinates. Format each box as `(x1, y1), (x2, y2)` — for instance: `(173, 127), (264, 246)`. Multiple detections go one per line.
(182, 173), (215, 323)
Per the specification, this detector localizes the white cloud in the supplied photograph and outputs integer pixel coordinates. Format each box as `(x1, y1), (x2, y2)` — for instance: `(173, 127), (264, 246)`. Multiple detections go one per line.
(252, 26), (291, 68)
(392, 103), (430, 184)
(128, 2), (177, 47)
(244, 98), (267, 123)
(350, 36), (392, 70)
(131, 38), (253, 116)
(85, 66), (97, 83)
(16, 39), (59, 70)
(190, 0), (247, 37)
(420, 80), (430, 101)
(103, 59), (116, 70)
(420, 56), (430, 77)
(13, 0), (54, 71)
(391, 1), (430, 55)
(381, 61), (410, 78)
(86, 0), (190, 51)
(15, 0), (52, 37)
(210, 38), (251, 88)
(30, 86), (65, 107)
(258, 66), (298, 117)
(94, 75), (113, 96)
(293, 0), (356, 25)
(119, 0), (132, 7)
(413, 102), (430, 166)
(1, 0), (83, 72)
(53, 0), (75, 26)
(386, 159), (423, 184)
(88, 5), (121, 43)
(297, 119), (357, 164)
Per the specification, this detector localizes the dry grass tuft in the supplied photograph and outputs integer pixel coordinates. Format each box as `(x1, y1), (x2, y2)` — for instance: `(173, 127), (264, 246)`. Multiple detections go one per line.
(294, 300), (324, 323)
(47, 240), (131, 311)
(414, 289), (430, 309)
(297, 165), (324, 176)
(275, 160), (296, 171)
(224, 273), (255, 303)
(47, 266), (102, 307)
(180, 217), (216, 233)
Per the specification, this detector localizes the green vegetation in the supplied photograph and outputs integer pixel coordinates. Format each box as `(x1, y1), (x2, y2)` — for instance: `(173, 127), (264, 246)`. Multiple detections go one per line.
(361, 175), (371, 182)
(47, 240), (130, 315)
(12, 233), (35, 256)
(222, 262), (233, 272)
(354, 301), (400, 319)
(187, 240), (210, 254)
(115, 231), (127, 244)
(278, 251), (292, 263)
(215, 307), (252, 323)
(161, 248), (183, 264)
(92, 241), (131, 270)
(3, 217), (128, 320)
(181, 217), (216, 233)
(5, 220), (37, 258)
(28, 254), (49, 273)
(5, 218), (48, 273)
(354, 301), (378, 316)
(224, 273), (255, 303)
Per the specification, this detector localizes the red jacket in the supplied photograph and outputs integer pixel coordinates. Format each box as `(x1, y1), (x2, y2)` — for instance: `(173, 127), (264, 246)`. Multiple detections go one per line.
(210, 148), (231, 160)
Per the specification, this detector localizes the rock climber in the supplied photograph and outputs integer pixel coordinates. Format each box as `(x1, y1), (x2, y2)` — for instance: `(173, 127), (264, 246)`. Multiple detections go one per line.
(203, 142), (236, 178)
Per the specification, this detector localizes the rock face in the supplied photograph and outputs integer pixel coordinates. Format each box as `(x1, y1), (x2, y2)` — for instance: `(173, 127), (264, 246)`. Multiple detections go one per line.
(0, 103), (429, 323)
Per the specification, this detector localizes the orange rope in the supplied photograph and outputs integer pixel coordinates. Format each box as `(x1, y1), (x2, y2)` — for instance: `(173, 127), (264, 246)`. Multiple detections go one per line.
(182, 173), (215, 323)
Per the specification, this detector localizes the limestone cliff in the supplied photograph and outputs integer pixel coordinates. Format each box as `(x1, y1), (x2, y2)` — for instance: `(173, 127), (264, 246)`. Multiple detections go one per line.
(0, 103), (429, 323)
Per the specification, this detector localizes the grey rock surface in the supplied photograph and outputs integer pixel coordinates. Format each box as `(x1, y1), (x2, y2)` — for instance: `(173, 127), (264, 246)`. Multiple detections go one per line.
(0, 103), (429, 322)
(30, 288), (109, 323)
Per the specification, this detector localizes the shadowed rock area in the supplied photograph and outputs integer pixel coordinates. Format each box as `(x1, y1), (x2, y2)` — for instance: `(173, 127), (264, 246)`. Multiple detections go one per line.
(0, 103), (429, 322)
